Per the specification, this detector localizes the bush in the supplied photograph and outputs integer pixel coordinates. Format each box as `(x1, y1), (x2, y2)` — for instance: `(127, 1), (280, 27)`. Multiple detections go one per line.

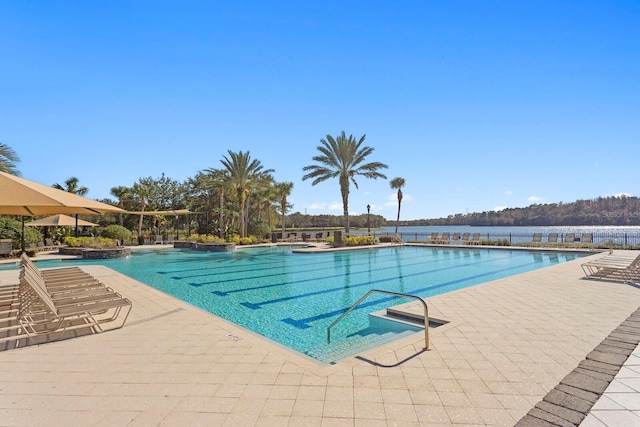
(343, 236), (375, 246)
(378, 235), (394, 243)
(64, 236), (117, 248)
(0, 216), (43, 249)
(100, 225), (132, 242)
(249, 222), (271, 240)
(239, 236), (258, 245)
(186, 234), (226, 243)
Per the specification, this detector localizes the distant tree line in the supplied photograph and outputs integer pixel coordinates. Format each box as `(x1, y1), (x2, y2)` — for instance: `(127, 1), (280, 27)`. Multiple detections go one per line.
(393, 196), (640, 227)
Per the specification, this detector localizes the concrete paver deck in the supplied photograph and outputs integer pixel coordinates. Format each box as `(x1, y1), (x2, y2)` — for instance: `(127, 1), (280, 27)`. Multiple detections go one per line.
(0, 248), (639, 426)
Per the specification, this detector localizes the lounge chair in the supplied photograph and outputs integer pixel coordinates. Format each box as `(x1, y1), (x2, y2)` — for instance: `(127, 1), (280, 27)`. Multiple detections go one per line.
(439, 233), (450, 244)
(167, 235), (175, 244)
(548, 233), (558, 244)
(581, 253), (640, 282)
(564, 233), (576, 244)
(11, 254), (131, 340)
(582, 233), (593, 246)
(428, 233), (439, 244)
(532, 233), (542, 244)
(155, 235), (163, 244)
(451, 233), (461, 244)
(461, 233), (470, 244)
(0, 239), (11, 257)
(467, 233), (481, 245)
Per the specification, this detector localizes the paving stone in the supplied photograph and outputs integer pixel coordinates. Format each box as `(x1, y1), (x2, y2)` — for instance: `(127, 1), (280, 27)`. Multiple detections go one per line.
(607, 332), (640, 345)
(560, 372), (610, 395)
(542, 388), (593, 414)
(614, 325), (640, 334)
(600, 338), (638, 351)
(535, 400), (586, 425)
(585, 350), (629, 366)
(620, 320), (640, 329)
(573, 367), (614, 383)
(527, 407), (578, 427)
(578, 359), (622, 376)
(514, 414), (557, 427)
(592, 343), (633, 356)
(555, 384), (600, 404)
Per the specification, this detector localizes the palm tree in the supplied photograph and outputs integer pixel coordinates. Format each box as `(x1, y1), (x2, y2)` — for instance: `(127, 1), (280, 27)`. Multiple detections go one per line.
(390, 177), (406, 237)
(0, 142), (20, 175)
(132, 181), (154, 241)
(302, 131), (388, 234)
(219, 150), (274, 238)
(52, 177), (88, 195)
(273, 181), (294, 236)
(203, 168), (229, 239)
(110, 186), (131, 226)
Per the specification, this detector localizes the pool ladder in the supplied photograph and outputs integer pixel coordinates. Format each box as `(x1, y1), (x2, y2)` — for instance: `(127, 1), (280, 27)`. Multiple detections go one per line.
(327, 289), (430, 351)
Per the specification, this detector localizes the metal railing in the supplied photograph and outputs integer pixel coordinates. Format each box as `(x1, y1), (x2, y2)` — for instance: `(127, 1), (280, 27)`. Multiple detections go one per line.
(327, 289), (430, 351)
(374, 232), (640, 248)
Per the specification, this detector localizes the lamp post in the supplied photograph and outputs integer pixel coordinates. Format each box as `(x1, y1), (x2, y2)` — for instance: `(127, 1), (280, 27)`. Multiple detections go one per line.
(175, 215), (179, 241)
(367, 204), (371, 236)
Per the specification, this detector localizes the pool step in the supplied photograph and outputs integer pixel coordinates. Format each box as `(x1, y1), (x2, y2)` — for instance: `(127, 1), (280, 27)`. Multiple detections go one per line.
(385, 307), (449, 328)
(312, 329), (417, 363)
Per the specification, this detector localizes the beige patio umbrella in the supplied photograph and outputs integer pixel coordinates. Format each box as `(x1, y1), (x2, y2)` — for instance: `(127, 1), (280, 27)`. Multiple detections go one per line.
(0, 171), (123, 216)
(25, 214), (98, 227)
(0, 171), (123, 251)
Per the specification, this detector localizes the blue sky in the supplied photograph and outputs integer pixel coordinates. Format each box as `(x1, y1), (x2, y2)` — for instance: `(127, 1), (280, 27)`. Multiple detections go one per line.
(1, 1), (638, 220)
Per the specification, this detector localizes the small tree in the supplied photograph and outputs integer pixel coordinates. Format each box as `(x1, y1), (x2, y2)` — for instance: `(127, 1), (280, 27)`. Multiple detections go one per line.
(100, 225), (132, 243)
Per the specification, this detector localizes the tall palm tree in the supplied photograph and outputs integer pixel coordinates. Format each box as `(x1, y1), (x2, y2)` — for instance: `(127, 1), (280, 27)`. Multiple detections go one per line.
(219, 150), (273, 238)
(52, 177), (89, 237)
(389, 177), (406, 237)
(0, 142), (20, 175)
(273, 181), (294, 235)
(302, 131), (388, 234)
(52, 177), (88, 196)
(110, 185), (131, 226)
(132, 181), (154, 240)
(203, 168), (230, 239)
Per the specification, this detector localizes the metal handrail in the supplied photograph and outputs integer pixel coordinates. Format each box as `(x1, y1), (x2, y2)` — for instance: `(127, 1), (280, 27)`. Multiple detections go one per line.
(327, 289), (430, 351)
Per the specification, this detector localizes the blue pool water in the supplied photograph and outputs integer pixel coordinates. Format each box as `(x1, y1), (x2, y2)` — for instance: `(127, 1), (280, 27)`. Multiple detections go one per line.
(4, 245), (589, 363)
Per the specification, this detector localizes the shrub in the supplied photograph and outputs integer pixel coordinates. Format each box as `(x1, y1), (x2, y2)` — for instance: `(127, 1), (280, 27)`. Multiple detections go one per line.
(343, 236), (375, 246)
(378, 235), (394, 243)
(186, 234), (226, 243)
(326, 236), (334, 244)
(0, 216), (43, 249)
(239, 237), (258, 245)
(64, 236), (117, 248)
(100, 225), (132, 242)
(227, 235), (240, 244)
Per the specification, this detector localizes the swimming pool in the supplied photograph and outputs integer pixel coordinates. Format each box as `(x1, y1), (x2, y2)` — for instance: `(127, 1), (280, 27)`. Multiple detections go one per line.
(6, 245), (589, 363)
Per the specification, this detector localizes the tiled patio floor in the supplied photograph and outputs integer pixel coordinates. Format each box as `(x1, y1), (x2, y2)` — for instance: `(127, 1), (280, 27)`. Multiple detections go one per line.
(0, 249), (639, 426)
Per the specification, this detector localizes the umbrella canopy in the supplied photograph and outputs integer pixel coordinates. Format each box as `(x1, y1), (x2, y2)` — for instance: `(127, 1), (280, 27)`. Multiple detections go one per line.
(25, 214), (98, 227)
(0, 171), (124, 216)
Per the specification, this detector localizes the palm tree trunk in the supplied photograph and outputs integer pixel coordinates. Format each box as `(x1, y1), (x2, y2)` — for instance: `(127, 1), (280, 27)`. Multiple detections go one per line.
(340, 176), (350, 234)
(395, 189), (403, 235)
(219, 189), (224, 239)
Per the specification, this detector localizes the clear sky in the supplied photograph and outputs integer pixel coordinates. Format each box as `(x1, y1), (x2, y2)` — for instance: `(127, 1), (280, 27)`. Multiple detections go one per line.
(1, 1), (638, 221)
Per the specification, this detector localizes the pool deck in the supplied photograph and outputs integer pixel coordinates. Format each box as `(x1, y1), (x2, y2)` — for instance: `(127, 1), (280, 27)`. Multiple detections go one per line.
(1, 246), (639, 426)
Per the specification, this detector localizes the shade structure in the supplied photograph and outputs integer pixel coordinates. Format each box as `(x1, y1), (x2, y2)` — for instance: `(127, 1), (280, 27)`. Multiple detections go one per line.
(125, 209), (194, 215)
(0, 171), (124, 216)
(25, 214), (98, 227)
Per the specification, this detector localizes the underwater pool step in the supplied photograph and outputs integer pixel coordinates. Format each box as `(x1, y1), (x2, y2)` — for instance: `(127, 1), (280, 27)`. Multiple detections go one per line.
(312, 329), (418, 363)
(385, 307), (449, 328)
